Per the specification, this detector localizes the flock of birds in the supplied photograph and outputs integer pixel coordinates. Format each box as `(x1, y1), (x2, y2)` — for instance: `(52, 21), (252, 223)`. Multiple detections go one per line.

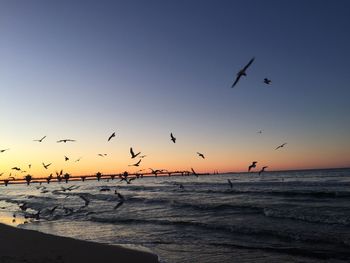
(1, 57), (287, 184)
(1, 57), (289, 225)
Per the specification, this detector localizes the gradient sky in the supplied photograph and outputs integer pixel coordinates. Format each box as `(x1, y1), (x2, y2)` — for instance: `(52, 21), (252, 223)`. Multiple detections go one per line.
(1, 0), (350, 177)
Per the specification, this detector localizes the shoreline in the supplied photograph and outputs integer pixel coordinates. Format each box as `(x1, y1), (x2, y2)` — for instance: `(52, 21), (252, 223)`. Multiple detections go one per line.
(0, 222), (159, 263)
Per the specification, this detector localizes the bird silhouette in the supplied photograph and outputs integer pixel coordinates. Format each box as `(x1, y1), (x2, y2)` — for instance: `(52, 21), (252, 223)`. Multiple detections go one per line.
(108, 132), (116, 141)
(42, 163), (52, 169)
(0, 148), (10, 153)
(57, 139), (76, 143)
(28, 164), (32, 169)
(64, 156), (69, 161)
(33, 136), (46, 142)
(75, 157), (82, 162)
(191, 168), (198, 177)
(130, 147), (141, 158)
(11, 167), (21, 171)
(231, 57), (255, 88)
(259, 166), (268, 175)
(248, 161), (257, 172)
(114, 200), (124, 210)
(0, 173), (3, 177)
(275, 143), (287, 150)
(129, 159), (141, 167)
(263, 78), (272, 84)
(98, 153), (107, 157)
(227, 179), (233, 188)
(79, 195), (90, 207)
(197, 152), (205, 159)
(170, 133), (176, 143)
(257, 130), (263, 134)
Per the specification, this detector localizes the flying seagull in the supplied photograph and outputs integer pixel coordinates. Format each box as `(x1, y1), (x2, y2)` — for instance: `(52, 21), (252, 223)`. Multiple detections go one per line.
(170, 133), (176, 143)
(129, 159), (141, 167)
(57, 139), (76, 143)
(42, 163), (52, 169)
(259, 166), (268, 176)
(11, 167), (21, 171)
(275, 143), (287, 150)
(197, 152), (205, 159)
(257, 130), (263, 134)
(0, 148), (9, 153)
(33, 136), (46, 142)
(108, 132), (116, 142)
(263, 78), (272, 84)
(64, 156), (69, 161)
(248, 161), (257, 172)
(191, 168), (198, 177)
(231, 57), (255, 88)
(98, 153), (107, 157)
(75, 157), (82, 162)
(130, 147), (141, 159)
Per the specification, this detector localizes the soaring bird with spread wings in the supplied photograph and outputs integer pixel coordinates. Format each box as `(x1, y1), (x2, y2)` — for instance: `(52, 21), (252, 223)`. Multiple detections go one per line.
(231, 57), (255, 88)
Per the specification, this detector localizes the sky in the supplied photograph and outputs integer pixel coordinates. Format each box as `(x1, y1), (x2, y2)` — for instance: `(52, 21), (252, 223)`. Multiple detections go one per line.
(1, 0), (350, 178)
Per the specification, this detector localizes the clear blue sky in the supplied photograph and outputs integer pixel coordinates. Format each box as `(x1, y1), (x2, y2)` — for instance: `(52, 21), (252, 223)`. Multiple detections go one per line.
(1, 0), (349, 175)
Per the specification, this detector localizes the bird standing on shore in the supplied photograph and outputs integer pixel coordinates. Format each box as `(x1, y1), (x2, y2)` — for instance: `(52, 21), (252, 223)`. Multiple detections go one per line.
(231, 57), (255, 88)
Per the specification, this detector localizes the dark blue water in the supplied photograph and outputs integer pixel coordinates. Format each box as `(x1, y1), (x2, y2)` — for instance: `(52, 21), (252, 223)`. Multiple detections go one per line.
(1, 168), (350, 262)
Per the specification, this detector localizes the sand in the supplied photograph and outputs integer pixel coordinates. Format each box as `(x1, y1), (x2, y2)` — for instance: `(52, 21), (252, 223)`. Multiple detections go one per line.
(0, 223), (159, 263)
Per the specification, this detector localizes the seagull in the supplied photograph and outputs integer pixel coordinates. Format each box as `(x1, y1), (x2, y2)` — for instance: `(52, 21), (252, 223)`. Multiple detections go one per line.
(108, 132), (116, 142)
(64, 156), (69, 161)
(275, 143), (287, 150)
(75, 157), (82, 162)
(263, 78), (272, 84)
(191, 168), (198, 177)
(0, 173), (3, 176)
(231, 57), (255, 88)
(33, 136), (46, 142)
(98, 153), (107, 157)
(28, 164), (32, 169)
(197, 152), (205, 159)
(42, 163), (52, 169)
(11, 167), (21, 171)
(227, 179), (233, 188)
(114, 200), (124, 210)
(248, 161), (257, 172)
(259, 166), (268, 176)
(139, 155), (147, 158)
(79, 195), (90, 207)
(57, 139), (76, 143)
(129, 159), (141, 167)
(170, 133), (176, 143)
(257, 130), (263, 134)
(130, 147), (141, 158)
(0, 148), (9, 153)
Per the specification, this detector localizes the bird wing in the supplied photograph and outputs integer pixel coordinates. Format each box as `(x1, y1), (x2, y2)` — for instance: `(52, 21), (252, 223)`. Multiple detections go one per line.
(231, 74), (242, 88)
(130, 147), (134, 157)
(243, 57), (255, 71)
(136, 159), (141, 165)
(40, 136), (46, 141)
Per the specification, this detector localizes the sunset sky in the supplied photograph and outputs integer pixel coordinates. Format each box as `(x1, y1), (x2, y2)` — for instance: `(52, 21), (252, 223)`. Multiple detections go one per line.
(1, 0), (350, 177)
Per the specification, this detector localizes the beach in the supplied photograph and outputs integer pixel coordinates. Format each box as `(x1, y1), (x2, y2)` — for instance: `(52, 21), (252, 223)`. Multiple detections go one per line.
(0, 222), (158, 263)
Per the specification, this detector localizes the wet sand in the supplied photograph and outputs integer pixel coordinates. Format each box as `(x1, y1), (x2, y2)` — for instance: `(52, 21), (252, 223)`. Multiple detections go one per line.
(0, 223), (159, 263)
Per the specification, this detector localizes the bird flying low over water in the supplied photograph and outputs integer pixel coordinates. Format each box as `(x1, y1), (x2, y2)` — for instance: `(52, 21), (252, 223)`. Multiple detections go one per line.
(197, 152), (205, 159)
(0, 148), (10, 153)
(108, 132), (116, 141)
(33, 136), (46, 142)
(275, 143), (287, 150)
(57, 139), (76, 143)
(263, 78), (272, 84)
(42, 163), (52, 169)
(259, 166), (268, 175)
(191, 168), (198, 177)
(130, 147), (141, 158)
(231, 57), (255, 88)
(248, 161), (257, 172)
(129, 159), (141, 167)
(170, 133), (176, 143)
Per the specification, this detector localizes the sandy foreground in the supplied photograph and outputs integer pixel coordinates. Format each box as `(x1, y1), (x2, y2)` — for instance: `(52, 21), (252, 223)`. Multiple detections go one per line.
(0, 223), (159, 263)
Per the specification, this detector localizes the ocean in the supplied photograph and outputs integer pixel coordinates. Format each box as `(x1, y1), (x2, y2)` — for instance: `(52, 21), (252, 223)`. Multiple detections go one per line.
(1, 168), (350, 263)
